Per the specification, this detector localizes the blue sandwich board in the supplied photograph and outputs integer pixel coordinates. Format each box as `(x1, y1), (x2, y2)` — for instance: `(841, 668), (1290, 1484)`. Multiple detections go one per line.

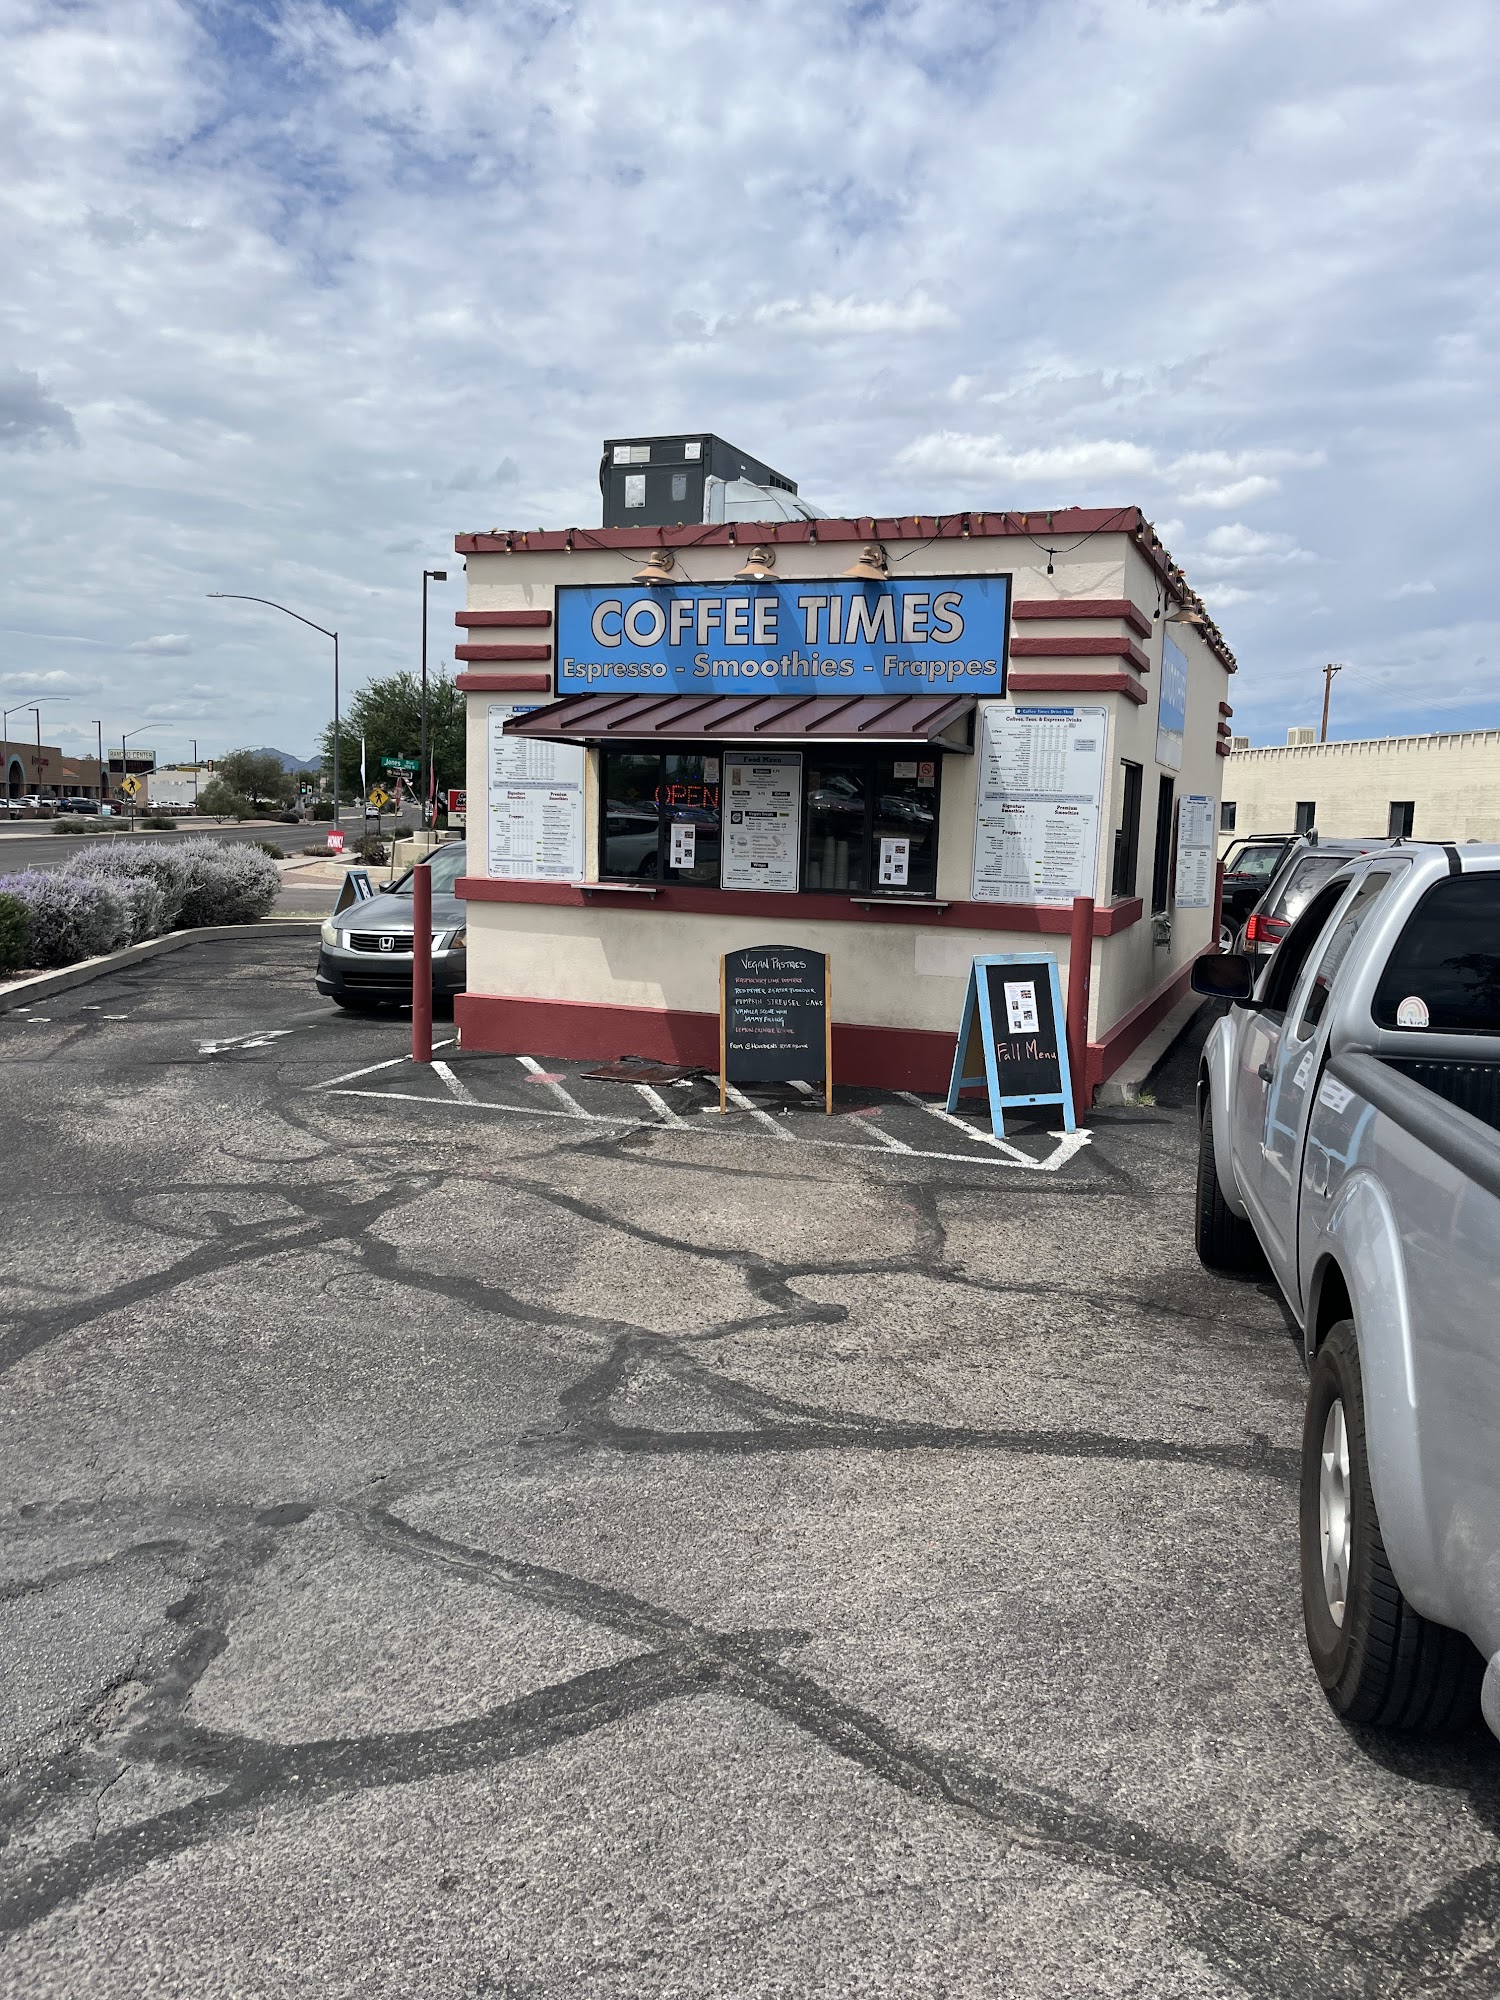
(946, 953), (1076, 1136)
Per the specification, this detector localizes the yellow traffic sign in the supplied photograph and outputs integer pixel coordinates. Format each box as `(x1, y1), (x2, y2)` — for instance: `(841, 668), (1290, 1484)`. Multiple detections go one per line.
(119, 775), (142, 800)
(367, 787), (392, 811)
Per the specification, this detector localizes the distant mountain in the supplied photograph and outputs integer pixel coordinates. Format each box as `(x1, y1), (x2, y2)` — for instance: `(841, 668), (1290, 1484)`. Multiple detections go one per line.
(246, 747), (322, 773)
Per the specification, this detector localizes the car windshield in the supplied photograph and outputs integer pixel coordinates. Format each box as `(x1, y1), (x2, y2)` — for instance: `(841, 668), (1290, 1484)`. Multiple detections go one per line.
(392, 844), (466, 895)
(1223, 841), (1283, 882)
(1373, 873), (1500, 1033)
(1269, 853), (1347, 923)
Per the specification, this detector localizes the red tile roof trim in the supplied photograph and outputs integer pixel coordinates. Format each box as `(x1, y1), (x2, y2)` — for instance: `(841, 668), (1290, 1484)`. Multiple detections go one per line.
(498, 690), (975, 744)
(1010, 634), (1150, 673)
(454, 643), (552, 662)
(1013, 597), (1152, 639)
(1007, 671), (1148, 706)
(455, 671), (552, 693)
(455, 609), (553, 628)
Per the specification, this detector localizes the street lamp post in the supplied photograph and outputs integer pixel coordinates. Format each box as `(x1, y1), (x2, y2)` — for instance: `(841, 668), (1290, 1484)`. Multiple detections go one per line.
(421, 568), (447, 830)
(207, 594), (340, 823)
(191, 739), (199, 809)
(90, 719), (104, 803)
(3, 698), (71, 808)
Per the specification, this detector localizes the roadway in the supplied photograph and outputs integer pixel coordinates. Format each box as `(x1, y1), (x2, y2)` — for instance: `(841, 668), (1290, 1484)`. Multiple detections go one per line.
(0, 810), (417, 875)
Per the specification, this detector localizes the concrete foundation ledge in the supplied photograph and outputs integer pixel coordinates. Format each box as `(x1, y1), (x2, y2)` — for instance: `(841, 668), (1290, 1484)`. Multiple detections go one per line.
(1094, 993), (1206, 1105)
(0, 918), (321, 1015)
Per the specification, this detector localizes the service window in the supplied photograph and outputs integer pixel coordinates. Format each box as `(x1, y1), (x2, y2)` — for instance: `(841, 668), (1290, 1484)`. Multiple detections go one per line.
(599, 747), (721, 884)
(804, 750), (941, 896)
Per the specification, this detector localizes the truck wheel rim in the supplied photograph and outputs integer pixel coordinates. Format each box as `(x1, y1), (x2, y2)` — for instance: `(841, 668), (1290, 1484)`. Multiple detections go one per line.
(1319, 1398), (1351, 1627)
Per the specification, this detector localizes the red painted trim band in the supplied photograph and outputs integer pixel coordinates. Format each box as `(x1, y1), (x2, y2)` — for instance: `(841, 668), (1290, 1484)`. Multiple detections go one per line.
(1216, 742), (1232, 757)
(455, 643), (553, 662)
(456, 509), (1144, 556)
(1007, 671), (1147, 706)
(455, 610), (553, 628)
(1082, 952), (1207, 1100)
(456, 875), (1142, 936)
(1010, 634), (1150, 673)
(1013, 598), (1152, 639)
(455, 672), (553, 692)
(1218, 701), (1234, 716)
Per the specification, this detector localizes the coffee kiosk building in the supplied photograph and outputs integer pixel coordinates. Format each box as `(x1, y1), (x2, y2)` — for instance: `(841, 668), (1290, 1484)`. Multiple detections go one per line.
(455, 441), (1235, 1101)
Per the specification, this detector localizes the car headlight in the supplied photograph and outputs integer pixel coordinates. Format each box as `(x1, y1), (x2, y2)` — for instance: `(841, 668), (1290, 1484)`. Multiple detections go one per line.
(449, 928), (466, 950)
(320, 919), (340, 947)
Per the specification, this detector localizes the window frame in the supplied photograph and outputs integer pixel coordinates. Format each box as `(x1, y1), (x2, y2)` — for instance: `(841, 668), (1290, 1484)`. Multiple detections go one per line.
(1151, 774), (1175, 914)
(1220, 800), (1237, 834)
(1294, 800), (1317, 834)
(1113, 760), (1143, 899)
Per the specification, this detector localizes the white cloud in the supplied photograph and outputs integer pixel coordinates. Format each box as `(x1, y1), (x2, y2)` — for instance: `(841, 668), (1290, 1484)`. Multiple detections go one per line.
(128, 633), (193, 656)
(751, 293), (955, 336)
(0, 0), (1494, 755)
(1387, 579), (1437, 599)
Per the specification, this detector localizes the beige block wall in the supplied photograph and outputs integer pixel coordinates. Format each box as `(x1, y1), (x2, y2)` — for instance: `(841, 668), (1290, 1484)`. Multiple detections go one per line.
(1220, 732), (1500, 848)
(461, 529), (1231, 1044)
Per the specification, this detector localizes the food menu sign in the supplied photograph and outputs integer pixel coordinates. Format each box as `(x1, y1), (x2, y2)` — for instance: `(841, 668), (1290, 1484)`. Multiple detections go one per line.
(720, 945), (832, 1113)
(971, 704), (1108, 905)
(720, 753), (802, 893)
(946, 953), (1076, 1135)
(486, 704), (585, 881)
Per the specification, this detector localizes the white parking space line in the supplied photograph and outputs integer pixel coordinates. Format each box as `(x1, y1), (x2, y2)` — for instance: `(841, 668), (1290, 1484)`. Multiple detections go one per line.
(633, 1082), (691, 1127)
(894, 1091), (1034, 1164)
(846, 1113), (914, 1154)
(515, 1053), (592, 1118)
(432, 1060), (474, 1103)
(319, 1080), (1084, 1168)
(721, 1083), (795, 1138)
(310, 1038), (456, 1091)
(198, 1028), (297, 1056)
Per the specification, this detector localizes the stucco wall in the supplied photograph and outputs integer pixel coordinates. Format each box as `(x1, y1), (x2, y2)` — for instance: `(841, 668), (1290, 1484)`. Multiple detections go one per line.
(1221, 732), (1500, 847)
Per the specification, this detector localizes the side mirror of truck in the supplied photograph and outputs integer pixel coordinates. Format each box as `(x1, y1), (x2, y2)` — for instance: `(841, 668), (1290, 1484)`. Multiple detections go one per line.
(1192, 952), (1254, 1001)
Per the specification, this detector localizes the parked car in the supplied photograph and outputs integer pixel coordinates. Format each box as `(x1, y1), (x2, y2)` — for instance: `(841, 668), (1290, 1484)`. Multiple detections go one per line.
(316, 842), (467, 1010)
(1217, 833), (1295, 941)
(1192, 844), (1500, 1738)
(56, 797), (101, 815)
(1236, 834), (1395, 966)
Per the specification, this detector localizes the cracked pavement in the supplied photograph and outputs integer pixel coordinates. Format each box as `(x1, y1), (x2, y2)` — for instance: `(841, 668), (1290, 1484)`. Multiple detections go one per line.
(1, 931), (1498, 1997)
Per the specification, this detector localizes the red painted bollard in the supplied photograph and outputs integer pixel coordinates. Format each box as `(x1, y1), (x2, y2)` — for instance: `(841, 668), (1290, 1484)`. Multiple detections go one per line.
(1066, 894), (1094, 1123)
(412, 859), (432, 1064)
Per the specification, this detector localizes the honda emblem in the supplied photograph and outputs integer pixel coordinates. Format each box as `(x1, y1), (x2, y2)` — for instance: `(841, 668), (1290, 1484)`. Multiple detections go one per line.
(378, 935), (395, 952)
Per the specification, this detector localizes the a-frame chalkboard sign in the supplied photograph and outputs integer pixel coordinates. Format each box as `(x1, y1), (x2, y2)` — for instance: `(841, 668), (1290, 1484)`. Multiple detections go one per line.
(946, 953), (1076, 1135)
(720, 945), (833, 1114)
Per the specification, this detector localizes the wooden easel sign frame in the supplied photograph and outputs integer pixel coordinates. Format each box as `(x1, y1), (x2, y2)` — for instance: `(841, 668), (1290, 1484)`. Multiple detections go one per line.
(719, 947), (833, 1115)
(946, 953), (1076, 1136)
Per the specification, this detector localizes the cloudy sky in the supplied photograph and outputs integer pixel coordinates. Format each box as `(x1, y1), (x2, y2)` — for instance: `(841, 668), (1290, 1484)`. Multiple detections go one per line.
(2, 0), (1496, 762)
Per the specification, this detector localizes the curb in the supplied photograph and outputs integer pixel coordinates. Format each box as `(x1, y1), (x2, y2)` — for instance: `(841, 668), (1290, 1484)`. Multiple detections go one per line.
(0, 918), (321, 1014)
(1094, 994), (1206, 1106)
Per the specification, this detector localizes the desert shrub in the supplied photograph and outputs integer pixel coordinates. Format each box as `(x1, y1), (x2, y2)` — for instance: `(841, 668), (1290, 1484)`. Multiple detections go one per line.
(309, 799), (336, 822)
(140, 814), (176, 830)
(170, 839), (280, 925)
(253, 840), (286, 860)
(67, 843), (190, 933)
(350, 835), (388, 864)
(0, 892), (28, 972)
(0, 871), (130, 968)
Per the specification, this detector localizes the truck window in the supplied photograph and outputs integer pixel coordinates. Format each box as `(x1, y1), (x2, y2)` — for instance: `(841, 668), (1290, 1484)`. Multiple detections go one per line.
(1258, 878), (1353, 1015)
(1373, 874), (1500, 1033)
(1296, 872), (1393, 1036)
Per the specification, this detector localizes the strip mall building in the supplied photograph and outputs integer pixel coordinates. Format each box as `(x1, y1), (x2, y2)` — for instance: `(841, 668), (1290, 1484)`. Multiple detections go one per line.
(455, 474), (1235, 1101)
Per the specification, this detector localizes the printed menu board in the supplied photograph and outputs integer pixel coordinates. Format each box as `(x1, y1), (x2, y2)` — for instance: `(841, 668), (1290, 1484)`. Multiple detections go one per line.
(1174, 792), (1216, 909)
(971, 704), (1108, 905)
(486, 704), (585, 881)
(721, 752), (802, 893)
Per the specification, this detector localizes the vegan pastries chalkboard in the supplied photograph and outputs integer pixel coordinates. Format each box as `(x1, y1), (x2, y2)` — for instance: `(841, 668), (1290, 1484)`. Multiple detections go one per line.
(720, 946), (832, 1114)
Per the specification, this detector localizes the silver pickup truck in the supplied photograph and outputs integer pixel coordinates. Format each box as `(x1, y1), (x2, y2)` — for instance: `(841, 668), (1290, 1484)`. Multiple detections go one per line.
(1191, 844), (1500, 1741)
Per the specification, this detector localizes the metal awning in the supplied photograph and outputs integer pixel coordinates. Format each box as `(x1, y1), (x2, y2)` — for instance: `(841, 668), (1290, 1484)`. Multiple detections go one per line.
(501, 692), (976, 747)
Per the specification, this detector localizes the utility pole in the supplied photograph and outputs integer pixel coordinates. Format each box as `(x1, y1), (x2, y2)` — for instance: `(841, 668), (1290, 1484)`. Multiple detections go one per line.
(421, 568), (447, 831)
(1320, 662), (1344, 744)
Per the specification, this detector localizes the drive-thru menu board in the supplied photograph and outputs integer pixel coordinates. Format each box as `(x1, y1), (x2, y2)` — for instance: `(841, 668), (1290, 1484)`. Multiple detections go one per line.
(721, 753), (802, 892)
(971, 704), (1108, 905)
(946, 952), (1076, 1135)
(720, 945), (832, 1114)
(486, 704), (585, 881)
(1174, 792), (1216, 909)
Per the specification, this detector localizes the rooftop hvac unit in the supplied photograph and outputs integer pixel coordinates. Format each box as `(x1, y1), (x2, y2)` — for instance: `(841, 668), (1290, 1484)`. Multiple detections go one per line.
(600, 432), (817, 528)
(1287, 726), (1316, 746)
(1231, 735), (1250, 751)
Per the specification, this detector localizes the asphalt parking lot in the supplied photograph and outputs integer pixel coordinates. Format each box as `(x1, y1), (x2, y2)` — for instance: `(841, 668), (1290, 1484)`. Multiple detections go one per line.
(2, 931), (1498, 1998)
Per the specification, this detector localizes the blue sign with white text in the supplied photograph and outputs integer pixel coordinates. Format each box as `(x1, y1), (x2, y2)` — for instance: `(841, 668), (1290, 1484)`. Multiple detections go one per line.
(555, 576), (1010, 697)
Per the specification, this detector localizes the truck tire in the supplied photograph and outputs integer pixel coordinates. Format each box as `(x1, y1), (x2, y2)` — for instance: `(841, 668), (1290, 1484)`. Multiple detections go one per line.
(1300, 1320), (1481, 1731)
(1194, 1103), (1263, 1272)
